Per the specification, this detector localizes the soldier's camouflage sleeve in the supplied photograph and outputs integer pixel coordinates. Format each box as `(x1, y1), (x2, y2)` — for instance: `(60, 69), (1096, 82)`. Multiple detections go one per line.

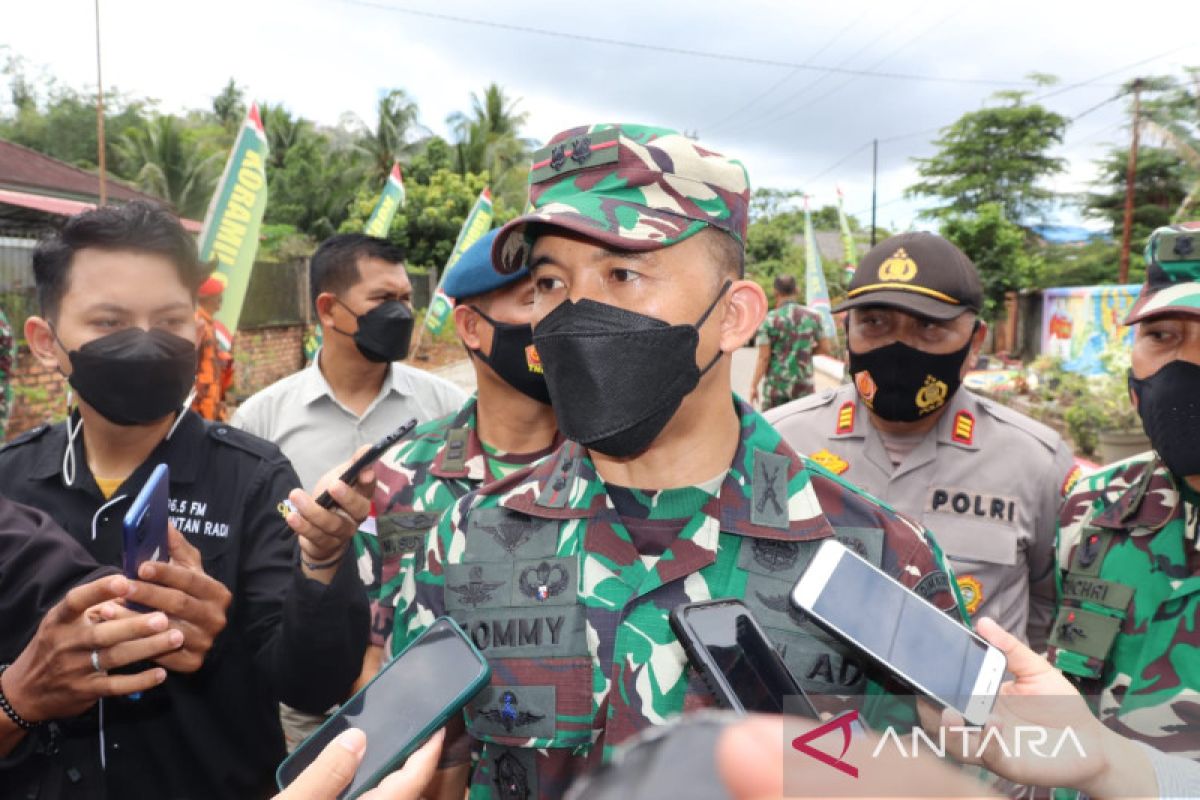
(754, 313), (773, 347)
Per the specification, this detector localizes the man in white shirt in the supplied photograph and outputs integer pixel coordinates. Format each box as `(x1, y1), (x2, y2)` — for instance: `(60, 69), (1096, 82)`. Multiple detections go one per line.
(233, 234), (465, 493)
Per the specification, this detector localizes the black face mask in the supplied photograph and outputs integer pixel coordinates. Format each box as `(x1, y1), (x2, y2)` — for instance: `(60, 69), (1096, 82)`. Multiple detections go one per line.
(469, 307), (551, 405)
(847, 332), (975, 422)
(63, 327), (198, 426)
(336, 299), (413, 363)
(1129, 360), (1200, 478)
(532, 282), (730, 458)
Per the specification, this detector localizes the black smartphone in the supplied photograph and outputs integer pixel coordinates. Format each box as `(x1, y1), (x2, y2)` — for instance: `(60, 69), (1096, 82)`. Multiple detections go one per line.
(670, 599), (818, 718)
(791, 539), (1005, 726)
(276, 617), (491, 798)
(314, 418), (419, 509)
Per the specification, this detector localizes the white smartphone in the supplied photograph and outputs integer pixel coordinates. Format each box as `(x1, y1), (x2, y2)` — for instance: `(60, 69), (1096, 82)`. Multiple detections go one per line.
(790, 539), (1005, 726)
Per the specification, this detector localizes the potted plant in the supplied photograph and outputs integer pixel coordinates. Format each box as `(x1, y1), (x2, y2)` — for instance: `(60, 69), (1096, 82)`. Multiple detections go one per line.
(1065, 344), (1150, 465)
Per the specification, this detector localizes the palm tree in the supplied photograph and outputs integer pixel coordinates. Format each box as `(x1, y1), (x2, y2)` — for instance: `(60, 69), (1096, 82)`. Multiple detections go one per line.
(258, 103), (312, 171)
(115, 115), (220, 218)
(447, 84), (534, 204)
(356, 89), (428, 183)
(1139, 71), (1200, 221)
(212, 78), (244, 131)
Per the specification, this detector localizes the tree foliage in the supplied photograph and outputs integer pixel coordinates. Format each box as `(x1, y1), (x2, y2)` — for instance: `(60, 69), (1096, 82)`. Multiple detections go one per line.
(908, 91), (1068, 224)
(941, 203), (1042, 318)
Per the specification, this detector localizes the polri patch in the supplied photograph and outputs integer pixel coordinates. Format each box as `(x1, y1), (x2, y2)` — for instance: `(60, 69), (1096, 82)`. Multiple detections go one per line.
(956, 574), (984, 614)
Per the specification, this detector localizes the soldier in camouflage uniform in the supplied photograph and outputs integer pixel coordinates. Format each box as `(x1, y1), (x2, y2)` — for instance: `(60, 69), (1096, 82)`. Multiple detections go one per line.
(389, 123), (967, 799)
(353, 228), (559, 679)
(1049, 222), (1200, 767)
(750, 274), (830, 410)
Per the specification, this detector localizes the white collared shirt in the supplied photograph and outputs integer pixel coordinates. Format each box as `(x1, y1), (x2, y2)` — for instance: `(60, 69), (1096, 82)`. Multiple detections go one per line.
(231, 350), (467, 492)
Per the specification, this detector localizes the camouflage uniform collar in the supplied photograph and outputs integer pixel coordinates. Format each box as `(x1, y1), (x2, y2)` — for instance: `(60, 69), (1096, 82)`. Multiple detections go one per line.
(1091, 455), (1182, 533)
(499, 397), (837, 542)
(429, 399), (485, 481)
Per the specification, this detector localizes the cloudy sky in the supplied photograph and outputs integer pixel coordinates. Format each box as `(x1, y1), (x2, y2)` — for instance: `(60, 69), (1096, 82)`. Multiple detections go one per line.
(4, 0), (1198, 231)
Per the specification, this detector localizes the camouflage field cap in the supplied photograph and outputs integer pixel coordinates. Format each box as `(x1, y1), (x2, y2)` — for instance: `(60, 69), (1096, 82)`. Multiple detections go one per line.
(491, 123), (750, 274)
(1124, 221), (1200, 324)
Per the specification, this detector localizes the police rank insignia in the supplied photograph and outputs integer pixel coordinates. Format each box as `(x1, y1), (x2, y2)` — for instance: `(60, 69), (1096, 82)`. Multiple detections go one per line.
(478, 690), (545, 733)
(957, 574), (983, 615)
(810, 448), (849, 475)
(915, 375), (949, 415)
(836, 401), (855, 434)
(951, 411), (975, 445)
(518, 561), (569, 602)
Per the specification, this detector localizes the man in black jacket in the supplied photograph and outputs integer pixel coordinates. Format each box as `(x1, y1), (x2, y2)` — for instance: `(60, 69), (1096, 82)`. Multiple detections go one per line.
(0, 202), (371, 798)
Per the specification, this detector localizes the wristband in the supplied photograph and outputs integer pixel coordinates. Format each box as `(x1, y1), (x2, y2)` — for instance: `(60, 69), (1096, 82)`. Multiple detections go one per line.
(0, 664), (38, 731)
(301, 553), (344, 571)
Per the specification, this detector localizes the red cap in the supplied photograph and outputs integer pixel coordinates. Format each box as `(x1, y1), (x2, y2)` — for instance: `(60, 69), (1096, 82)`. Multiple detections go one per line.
(198, 273), (228, 298)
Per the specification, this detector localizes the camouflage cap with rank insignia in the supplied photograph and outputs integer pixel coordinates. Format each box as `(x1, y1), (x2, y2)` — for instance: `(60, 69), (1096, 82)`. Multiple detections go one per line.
(1124, 221), (1200, 324)
(491, 123), (751, 274)
(832, 232), (983, 321)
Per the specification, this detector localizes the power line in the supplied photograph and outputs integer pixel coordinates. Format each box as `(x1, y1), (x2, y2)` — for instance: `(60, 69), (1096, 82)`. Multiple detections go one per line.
(700, 13), (867, 136)
(800, 141), (873, 187)
(1033, 42), (1197, 102)
(339, 0), (1057, 88)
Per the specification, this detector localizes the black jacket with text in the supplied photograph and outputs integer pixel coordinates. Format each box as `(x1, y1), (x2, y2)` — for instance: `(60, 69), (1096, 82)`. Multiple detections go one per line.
(0, 412), (368, 799)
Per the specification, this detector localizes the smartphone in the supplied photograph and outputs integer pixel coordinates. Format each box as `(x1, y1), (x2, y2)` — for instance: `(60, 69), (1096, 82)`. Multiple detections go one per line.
(790, 539), (1005, 726)
(122, 463), (170, 581)
(670, 599), (818, 718)
(314, 418), (419, 509)
(276, 617), (491, 798)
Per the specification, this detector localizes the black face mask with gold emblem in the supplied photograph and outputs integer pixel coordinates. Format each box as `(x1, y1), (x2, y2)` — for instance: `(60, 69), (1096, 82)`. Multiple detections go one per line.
(848, 334), (974, 423)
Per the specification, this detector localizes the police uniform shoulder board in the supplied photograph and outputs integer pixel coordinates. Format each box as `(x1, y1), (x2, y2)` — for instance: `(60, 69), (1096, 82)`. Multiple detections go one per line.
(1048, 527), (1130, 678)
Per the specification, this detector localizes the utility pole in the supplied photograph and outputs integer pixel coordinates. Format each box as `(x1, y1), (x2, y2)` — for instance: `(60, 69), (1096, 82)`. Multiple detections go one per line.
(94, 0), (107, 205)
(870, 138), (878, 247)
(1118, 78), (1143, 284)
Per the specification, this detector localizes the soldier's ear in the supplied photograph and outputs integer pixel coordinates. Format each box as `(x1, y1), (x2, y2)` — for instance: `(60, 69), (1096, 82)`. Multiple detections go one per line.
(720, 279), (768, 353)
(454, 304), (485, 352)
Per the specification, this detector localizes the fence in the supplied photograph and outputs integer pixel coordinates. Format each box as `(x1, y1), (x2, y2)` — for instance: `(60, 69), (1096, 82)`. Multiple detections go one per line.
(0, 230), (52, 338)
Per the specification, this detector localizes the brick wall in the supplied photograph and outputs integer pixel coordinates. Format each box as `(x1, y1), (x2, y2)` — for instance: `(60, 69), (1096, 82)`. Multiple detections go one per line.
(5, 324), (310, 441)
(8, 346), (69, 437)
(228, 324), (308, 404)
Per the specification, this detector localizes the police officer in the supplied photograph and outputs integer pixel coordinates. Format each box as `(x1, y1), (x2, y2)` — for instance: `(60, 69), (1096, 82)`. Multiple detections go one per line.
(1049, 223), (1200, 765)
(766, 233), (1076, 649)
(389, 124), (965, 799)
(0, 202), (370, 799)
(354, 228), (559, 681)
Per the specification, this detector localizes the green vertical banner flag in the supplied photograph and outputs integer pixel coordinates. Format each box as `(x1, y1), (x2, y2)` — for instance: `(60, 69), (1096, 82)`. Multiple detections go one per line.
(836, 187), (857, 281)
(364, 162), (405, 238)
(803, 196), (837, 339)
(197, 104), (269, 331)
(424, 188), (494, 335)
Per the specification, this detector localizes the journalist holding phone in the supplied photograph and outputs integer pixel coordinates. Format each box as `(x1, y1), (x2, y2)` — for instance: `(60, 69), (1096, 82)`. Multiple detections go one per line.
(0, 203), (372, 799)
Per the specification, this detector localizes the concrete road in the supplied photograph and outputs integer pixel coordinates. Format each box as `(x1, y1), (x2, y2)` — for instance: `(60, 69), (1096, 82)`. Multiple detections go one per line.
(437, 347), (842, 407)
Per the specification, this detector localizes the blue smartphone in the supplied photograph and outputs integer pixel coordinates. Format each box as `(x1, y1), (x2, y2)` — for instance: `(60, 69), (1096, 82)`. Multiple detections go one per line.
(276, 617), (491, 798)
(122, 463), (170, 587)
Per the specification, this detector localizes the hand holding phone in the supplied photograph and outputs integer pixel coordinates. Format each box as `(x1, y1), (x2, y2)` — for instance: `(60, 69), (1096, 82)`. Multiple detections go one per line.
(790, 539), (1006, 726)
(313, 418), (419, 510)
(670, 599), (818, 718)
(276, 617), (490, 799)
(122, 464), (171, 603)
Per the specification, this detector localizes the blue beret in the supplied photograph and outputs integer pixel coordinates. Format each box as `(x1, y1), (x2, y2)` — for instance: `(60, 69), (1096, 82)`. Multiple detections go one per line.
(441, 229), (530, 300)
